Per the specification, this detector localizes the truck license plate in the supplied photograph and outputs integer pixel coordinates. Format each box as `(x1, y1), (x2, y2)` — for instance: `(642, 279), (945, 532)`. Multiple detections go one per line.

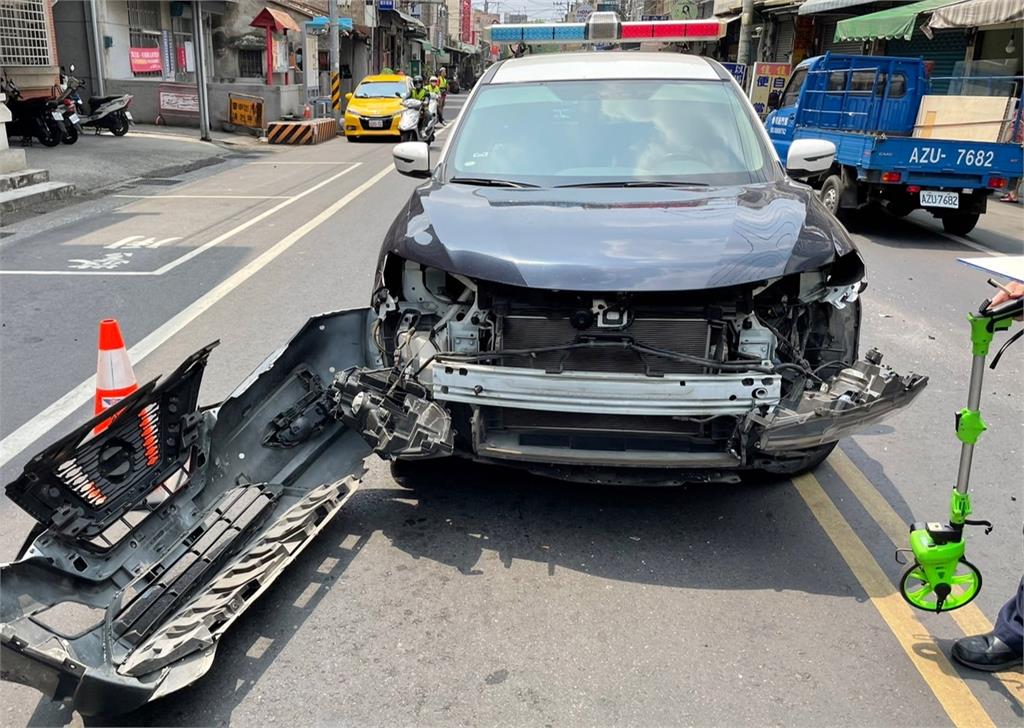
(368, 119), (384, 128)
(920, 190), (959, 209)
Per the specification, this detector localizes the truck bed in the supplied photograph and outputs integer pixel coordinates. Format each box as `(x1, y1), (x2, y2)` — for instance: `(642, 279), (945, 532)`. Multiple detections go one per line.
(793, 128), (1023, 187)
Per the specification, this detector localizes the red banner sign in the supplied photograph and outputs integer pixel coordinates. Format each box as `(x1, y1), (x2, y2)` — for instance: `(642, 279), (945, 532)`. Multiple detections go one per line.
(129, 47), (162, 73)
(460, 0), (471, 42)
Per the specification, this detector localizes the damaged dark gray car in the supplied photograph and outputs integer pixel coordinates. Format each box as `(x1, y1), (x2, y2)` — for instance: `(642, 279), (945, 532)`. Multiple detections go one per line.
(2, 53), (927, 715)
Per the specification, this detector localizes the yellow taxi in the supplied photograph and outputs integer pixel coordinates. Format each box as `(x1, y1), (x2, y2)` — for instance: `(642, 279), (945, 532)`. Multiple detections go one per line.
(343, 74), (413, 141)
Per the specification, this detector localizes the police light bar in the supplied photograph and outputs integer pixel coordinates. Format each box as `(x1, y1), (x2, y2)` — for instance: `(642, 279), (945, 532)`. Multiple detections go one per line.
(488, 11), (725, 45)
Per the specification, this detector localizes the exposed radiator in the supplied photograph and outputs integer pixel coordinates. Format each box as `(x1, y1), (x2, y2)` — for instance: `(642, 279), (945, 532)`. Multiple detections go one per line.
(498, 315), (710, 374)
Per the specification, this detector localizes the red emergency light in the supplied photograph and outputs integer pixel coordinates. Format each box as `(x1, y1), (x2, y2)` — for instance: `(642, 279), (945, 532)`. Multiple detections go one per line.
(620, 21), (724, 40)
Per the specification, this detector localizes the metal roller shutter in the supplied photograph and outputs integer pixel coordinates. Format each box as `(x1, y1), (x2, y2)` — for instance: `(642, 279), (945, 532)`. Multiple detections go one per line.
(887, 28), (968, 93)
(822, 19), (865, 54)
(772, 16), (796, 62)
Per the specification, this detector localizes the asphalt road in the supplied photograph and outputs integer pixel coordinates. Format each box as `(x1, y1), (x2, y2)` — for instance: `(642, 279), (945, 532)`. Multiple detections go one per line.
(1, 94), (1022, 727)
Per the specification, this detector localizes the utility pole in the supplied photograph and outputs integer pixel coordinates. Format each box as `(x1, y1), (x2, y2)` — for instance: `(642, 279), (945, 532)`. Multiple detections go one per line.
(329, 0), (341, 123)
(192, 0), (211, 141)
(88, 0), (105, 96)
(737, 0), (754, 66)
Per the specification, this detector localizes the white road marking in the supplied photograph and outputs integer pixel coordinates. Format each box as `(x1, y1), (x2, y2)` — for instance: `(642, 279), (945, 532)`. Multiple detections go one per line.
(934, 230), (1007, 257)
(0, 163), (361, 277)
(0, 164), (395, 470)
(113, 194), (293, 199)
(250, 161), (353, 165)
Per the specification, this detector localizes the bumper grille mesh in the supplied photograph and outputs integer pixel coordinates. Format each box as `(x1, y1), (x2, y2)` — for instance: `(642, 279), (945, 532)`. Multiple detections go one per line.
(499, 316), (710, 374)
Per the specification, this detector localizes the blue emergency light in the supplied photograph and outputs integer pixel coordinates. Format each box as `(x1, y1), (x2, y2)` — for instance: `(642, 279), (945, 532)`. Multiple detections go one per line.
(488, 12), (725, 45)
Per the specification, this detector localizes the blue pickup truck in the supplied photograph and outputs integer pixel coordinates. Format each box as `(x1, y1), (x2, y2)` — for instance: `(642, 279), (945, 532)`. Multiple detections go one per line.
(765, 53), (1022, 235)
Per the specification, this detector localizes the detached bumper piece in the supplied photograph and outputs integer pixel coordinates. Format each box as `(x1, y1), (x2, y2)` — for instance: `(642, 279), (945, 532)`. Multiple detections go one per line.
(2, 309), (378, 716)
(747, 349), (928, 453)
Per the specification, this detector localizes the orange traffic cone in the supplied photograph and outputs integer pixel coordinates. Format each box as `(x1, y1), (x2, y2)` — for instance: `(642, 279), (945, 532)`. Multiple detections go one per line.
(93, 319), (139, 435)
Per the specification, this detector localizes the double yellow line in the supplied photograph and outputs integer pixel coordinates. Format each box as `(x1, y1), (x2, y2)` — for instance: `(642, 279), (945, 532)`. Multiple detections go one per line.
(793, 448), (1021, 726)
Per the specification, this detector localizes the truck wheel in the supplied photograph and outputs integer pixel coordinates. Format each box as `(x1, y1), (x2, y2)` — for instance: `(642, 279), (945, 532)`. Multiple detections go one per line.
(820, 175), (844, 216)
(941, 213), (979, 236)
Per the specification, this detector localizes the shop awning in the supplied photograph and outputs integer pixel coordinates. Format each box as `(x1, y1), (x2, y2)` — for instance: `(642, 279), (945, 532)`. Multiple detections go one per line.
(384, 8), (427, 35)
(834, 0), (963, 41)
(250, 7), (301, 32)
(929, 0), (1023, 28)
(798, 0), (878, 16)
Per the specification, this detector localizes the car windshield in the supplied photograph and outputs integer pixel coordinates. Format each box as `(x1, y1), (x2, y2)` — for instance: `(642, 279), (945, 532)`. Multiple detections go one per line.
(354, 81), (408, 99)
(448, 79), (774, 187)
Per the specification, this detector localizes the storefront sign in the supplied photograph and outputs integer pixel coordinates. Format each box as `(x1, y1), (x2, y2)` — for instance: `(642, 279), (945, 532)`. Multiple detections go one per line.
(229, 95), (264, 129)
(378, 0), (395, 9)
(749, 62), (790, 115)
(159, 89), (199, 114)
(720, 62), (747, 88)
(129, 47), (162, 73)
(460, 0), (472, 42)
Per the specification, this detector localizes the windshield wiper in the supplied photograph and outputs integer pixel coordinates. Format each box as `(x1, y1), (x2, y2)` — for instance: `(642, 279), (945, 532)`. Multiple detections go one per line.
(555, 180), (710, 188)
(450, 177), (539, 188)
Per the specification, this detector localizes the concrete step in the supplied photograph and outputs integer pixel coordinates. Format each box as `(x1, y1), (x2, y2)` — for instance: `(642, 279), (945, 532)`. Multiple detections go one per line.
(0, 168), (49, 192)
(0, 180), (75, 216)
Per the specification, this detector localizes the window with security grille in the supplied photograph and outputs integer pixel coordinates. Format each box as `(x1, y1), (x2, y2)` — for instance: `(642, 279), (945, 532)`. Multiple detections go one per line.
(238, 49), (264, 78)
(128, 0), (162, 77)
(0, 0), (53, 67)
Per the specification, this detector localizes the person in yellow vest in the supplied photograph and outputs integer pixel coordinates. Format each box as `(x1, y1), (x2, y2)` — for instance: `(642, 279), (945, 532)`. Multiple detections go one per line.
(437, 67), (449, 124)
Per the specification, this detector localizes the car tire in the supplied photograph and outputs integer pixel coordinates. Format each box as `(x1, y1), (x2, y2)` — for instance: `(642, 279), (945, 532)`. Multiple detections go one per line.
(346, 134), (359, 142)
(390, 458), (461, 490)
(820, 175), (844, 216)
(941, 212), (979, 236)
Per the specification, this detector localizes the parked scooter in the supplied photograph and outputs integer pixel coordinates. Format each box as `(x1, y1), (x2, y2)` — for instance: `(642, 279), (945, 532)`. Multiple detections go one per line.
(397, 93), (438, 144)
(60, 64), (134, 136)
(1, 77), (66, 147)
(56, 68), (83, 144)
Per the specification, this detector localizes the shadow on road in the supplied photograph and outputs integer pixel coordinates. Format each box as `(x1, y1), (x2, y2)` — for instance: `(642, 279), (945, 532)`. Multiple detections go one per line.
(23, 455), (1016, 725)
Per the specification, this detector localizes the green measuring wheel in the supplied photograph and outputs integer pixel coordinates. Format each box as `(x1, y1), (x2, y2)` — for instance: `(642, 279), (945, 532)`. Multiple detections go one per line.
(899, 558), (982, 613)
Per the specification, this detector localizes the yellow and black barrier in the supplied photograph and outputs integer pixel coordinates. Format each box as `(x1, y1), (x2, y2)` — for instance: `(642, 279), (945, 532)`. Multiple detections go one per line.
(331, 72), (341, 112)
(266, 118), (338, 145)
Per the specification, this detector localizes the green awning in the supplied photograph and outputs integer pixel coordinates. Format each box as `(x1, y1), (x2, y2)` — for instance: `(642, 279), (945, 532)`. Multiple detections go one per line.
(834, 0), (964, 42)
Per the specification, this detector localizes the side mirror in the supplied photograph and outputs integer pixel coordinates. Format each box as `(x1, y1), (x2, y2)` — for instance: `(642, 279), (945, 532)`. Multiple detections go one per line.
(392, 141), (431, 178)
(345, 92), (352, 101)
(786, 138), (836, 178)
(766, 90), (781, 111)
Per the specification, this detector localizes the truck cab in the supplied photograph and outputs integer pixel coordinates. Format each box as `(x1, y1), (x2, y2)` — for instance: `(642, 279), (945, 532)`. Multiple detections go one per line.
(766, 54), (926, 157)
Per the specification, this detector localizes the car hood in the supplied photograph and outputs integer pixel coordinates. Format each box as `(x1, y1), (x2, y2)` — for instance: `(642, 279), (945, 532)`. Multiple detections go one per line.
(346, 97), (402, 116)
(381, 180), (857, 291)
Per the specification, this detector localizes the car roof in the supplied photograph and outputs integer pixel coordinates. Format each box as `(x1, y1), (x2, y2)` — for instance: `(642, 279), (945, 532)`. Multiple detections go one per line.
(360, 74), (408, 83)
(489, 52), (721, 84)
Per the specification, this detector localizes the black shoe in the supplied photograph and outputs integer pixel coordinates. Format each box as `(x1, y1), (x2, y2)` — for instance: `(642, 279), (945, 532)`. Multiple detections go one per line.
(951, 632), (1022, 672)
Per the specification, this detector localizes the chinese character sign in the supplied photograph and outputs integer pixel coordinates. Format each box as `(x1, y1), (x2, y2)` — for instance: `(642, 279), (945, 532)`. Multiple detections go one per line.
(129, 47), (162, 73)
(720, 62), (746, 88)
(749, 62), (790, 116)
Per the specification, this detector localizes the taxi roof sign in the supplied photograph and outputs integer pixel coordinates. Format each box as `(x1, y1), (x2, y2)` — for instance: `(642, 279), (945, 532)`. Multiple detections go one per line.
(488, 12), (725, 45)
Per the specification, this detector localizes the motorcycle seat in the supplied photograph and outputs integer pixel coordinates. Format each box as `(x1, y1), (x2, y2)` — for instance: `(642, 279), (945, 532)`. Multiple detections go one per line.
(89, 95), (120, 106)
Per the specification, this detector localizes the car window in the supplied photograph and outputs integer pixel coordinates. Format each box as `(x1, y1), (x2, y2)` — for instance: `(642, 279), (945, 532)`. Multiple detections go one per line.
(780, 68), (807, 107)
(447, 79), (773, 187)
(887, 72), (907, 98)
(354, 81), (408, 99)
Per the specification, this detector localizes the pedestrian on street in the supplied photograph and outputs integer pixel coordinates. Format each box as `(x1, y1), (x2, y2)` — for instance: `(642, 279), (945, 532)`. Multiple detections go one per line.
(951, 280), (1024, 673)
(437, 67), (449, 124)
